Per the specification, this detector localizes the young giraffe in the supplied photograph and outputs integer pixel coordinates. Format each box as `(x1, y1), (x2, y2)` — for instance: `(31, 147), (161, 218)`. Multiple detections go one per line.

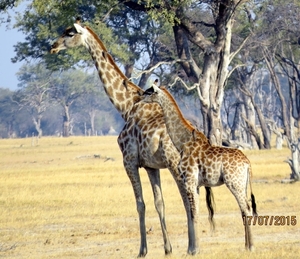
(50, 20), (214, 256)
(142, 85), (257, 252)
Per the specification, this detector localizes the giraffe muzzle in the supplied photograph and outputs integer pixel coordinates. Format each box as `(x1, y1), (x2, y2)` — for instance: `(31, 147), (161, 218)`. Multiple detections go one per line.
(50, 48), (59, 54)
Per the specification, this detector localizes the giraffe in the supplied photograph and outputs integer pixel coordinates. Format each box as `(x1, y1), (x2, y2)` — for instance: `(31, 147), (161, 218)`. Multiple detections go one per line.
(142, 85), (257, 252)
(50, 20), (214, 256)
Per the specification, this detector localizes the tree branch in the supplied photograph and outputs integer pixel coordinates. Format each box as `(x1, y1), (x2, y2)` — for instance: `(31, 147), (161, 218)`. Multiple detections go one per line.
(227, 64), (246, 79)
(121, 0), (159, 12)
(179, 21), (215, 54)
(229, 32), (251, 63)
(129, 59), (192, 80)
(168, 76), (204, 103)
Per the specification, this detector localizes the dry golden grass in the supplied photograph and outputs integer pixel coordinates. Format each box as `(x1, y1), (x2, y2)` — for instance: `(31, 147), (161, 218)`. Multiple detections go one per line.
(0, 136), (299, 258)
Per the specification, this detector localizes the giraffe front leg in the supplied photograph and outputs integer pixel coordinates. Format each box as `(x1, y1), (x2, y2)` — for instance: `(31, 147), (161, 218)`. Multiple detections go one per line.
(123, 162), (147, 257)
(146, 167), (172, 255)
(118, 135), (148, 257)
(179, 164), (200, 255)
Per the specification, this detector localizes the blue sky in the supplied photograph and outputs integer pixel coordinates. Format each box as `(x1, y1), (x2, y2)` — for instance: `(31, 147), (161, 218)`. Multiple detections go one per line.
(1, 3), (27, 91)
(0, 24), (25, 90)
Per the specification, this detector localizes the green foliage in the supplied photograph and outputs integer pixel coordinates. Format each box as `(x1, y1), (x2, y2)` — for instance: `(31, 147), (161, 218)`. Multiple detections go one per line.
(0, 88), (31, 137)
(50, 69), (95, 105)
(0, 0), (19, 11)
(89, 21), (131, 64)
(143, 0), (191, 25)
(0, 88), (17, 122)
(16, 62), (52, 87)
(10, 0), (131, 72)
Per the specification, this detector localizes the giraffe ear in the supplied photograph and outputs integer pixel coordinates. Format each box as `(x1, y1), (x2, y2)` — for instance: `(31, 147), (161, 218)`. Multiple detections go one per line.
(74, 23), (86, 34)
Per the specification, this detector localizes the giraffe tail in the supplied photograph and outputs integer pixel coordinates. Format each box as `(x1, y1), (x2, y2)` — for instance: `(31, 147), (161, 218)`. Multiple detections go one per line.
(205, 186), (216, 231)
(248, 166), (257, 216)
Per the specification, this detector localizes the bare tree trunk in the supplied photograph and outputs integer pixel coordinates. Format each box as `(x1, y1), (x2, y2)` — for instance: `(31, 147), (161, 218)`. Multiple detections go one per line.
(124, 63), (134, 78)
(32, 116), (43, 138)
(241, 94), (257, 148)
(237, 68), (271, 149)
(286, 113), (300, 180)
(89, 110), (96, 136)
(62, 105), (70, 137)
(200, 53), (223, 144)
(263, 49), (291, 140)
(267, 120), (283, 149)
(286, 137), (300, 181)
(172, 4), (236, 145)
(243, 115), (264, 149)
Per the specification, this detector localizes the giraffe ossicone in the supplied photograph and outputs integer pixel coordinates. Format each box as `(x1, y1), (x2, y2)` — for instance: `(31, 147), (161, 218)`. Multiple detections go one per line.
(142, 86), (257, 251)
(50, 21), (215, 257)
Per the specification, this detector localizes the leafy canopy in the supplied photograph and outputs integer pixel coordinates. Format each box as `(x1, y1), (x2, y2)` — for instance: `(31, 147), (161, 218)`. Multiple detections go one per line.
(8, 0), (131, 71)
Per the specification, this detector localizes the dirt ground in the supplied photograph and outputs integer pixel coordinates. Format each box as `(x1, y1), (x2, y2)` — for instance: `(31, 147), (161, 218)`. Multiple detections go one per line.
(1, 199), (300, 259)
(0, 214), (300, 259)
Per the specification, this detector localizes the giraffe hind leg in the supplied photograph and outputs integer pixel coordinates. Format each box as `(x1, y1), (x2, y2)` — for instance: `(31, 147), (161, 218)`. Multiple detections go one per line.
(226, 184), (254, 251)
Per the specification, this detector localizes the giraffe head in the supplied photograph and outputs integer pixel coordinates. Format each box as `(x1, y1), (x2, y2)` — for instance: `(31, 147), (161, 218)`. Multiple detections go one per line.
(50, 21), (88, 54)
(142, 84), (164, 103)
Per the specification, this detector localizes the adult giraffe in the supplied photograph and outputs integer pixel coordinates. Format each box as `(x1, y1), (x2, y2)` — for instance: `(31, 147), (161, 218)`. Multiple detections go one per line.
(50, 20), (214, 256)
(142, 85), (257, 251)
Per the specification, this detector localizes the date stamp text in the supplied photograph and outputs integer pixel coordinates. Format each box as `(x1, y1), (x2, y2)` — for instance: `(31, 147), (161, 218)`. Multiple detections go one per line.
(243, 215), (297, 226)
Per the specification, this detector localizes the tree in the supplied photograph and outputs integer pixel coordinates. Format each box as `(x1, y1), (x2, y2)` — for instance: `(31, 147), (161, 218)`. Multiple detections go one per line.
(236, 65), (272, 149)
(257, 0), (300, 180)
(10, 1), (131, 70)
(123, 0), (254, 145)
(0, 0), (18, 24)
(14, 62), (52, 137)
(71, 71), (123, 136)
(0, 88), (19, 137)
(0, 0), (17, 11)
(50, 69), (95, 137)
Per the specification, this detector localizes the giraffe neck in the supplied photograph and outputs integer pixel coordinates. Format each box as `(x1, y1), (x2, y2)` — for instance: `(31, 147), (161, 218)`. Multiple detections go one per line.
(84, 27), (142, 120)
(155, 88), (209, 151)
(156, 88), (197, 151)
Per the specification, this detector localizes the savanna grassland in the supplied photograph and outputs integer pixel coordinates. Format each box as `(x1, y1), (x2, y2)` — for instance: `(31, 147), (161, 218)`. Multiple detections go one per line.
(0, 136), (299, 259)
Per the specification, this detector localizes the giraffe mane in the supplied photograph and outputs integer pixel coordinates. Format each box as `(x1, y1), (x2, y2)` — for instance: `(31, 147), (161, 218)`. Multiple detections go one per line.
(160, 87), (197, 133)
(85, 26), (109, 52)
(85, 26), (142, 93)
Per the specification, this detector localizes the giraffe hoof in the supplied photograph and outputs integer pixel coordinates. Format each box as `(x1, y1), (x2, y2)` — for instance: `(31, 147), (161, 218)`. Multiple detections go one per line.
(137, 252), (147, 258)
(187, 248), (199, 255)
(164, 245), (172, 255)
(245, 245), (255, 252)
(137, 248), (147, 258)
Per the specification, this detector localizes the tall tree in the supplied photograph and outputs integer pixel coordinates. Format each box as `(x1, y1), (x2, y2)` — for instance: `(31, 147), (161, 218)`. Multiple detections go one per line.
(10, 0), (131, 72)
(258, 0), (300, 180)
(0, 88), (19, 137)
(124, 0), (253, 145)
(14, 62), (52, 137)
(72, 71), (123, 136)
(50, 69), (95, 137)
